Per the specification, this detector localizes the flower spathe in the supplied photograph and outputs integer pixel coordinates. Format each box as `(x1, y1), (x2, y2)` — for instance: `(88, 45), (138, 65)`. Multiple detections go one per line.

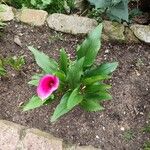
(37, 74), (59, 101)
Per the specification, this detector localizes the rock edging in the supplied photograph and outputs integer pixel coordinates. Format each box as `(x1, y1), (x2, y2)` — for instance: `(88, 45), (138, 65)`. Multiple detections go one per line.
(0, 120), (100, 150)
(0, 4), (150, 43)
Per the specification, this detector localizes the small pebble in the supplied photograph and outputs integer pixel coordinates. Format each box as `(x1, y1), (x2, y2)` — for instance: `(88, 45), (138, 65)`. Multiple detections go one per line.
(135, 70), (140, 76)
(139, 112), (144, 115)
(120, 127), (125, 131)
(14, 35), (22, 47)
(18, 33), (23, 36)
(105, 49), (109, 54)
(11, 73), (15, 77)
(96, 135), (100, 139)
(102, 126), (106, 131)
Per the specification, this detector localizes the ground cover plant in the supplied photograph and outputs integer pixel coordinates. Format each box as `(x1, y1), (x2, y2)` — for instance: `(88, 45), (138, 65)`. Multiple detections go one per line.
(0, 56), (25, 77)
(143, 123), (150, 150)
(22, 24), (118, 122)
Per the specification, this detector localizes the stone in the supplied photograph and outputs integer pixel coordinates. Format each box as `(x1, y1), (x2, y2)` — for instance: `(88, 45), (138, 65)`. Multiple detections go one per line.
(124, 27), (140, 43)
(47, 13), (98, 35)
(0, 120), (100, 150)
(74, 0), (85, 11)
(16, 8), (48, 26)
(14, 35), (22, 47)
(0, 4), (14, 21)
(130, 24), (150, 43)
(0, 120), (25, 150)
(22, 128), (63, 150)
(75, 146), (101, 150)
(65, 145), (100, 150)
(102, 21), (125, 42)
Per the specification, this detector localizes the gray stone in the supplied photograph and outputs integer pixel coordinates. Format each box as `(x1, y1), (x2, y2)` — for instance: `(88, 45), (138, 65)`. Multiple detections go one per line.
(75, 146), (100, 150)
(22, 128), (63, 150)
(130, 24), (150, 43)
(16, 8), (48, 26)
(0, 120), (25, 150)
(102, 21), (125, 42)
(14, 35), (22, 47)
(65, 145), (100, 150)
(47, 13), (98, 35)
(0, 4), (14, 21)
(0, 120), (100, 150)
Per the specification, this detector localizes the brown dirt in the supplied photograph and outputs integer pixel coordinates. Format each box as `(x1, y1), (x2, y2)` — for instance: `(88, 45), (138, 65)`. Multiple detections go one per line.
(0, 21), (150, 150)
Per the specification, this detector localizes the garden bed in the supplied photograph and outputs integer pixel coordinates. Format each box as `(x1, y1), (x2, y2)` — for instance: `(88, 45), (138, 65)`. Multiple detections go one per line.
(0, 21), (150, 150)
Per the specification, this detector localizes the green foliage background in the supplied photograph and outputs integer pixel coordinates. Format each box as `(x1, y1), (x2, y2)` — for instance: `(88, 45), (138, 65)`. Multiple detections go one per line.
(8, 0), (75, 13)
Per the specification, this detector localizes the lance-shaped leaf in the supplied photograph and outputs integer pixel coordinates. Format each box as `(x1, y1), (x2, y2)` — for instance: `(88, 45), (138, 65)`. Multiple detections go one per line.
(28, 46), (58, 73)
(54, 71), (66, 82)
(67, 88), (83, 110)
(85, 83), (111, 93)
(80, 100), (104, 112)
(59, 48), (69, 75)
(77, 24), (103, 67)
(22, 96), (44, 111)
(22, 95), (54, 111)
(28, 74), (43, 86)
(51, 92), (70, 122)
(83, 75), (110, 85)
(85, 62), (118, 77)
(66, 57), (85, 89)
(85, 91), (112, 101)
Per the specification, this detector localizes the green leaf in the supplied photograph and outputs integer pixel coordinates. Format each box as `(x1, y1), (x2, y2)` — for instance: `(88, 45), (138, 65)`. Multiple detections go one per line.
(85, 91), (112, 101)
(88, 0), (112, 9)
(41, 0), (52, 5)
(0, 67), (6, 76)
(28, 46), (58, 73)
(85, 62), (118, 77)
(77, 24), (103, 67)
(67, 88), (83, 110)
(43, 94), (54, 105)
(83, 75), (110, 85)
(28, 80), (39, 86)
(54, 71), (66, 82)
(85, 83), (111, 93)
(88, 0), (128, 22)
(22, 95), (54, 111)
(80, 100), (104, 112)
(7, 56), (25, 71)
(59, 48), (69, 75)
(51, 93), (70, 122)
(22, 96), (44, 111)
(107, 0), (129, 22)
(67, 57), (84, 89)
(30, 0), (36, 6)
(28, 74), (43, 86)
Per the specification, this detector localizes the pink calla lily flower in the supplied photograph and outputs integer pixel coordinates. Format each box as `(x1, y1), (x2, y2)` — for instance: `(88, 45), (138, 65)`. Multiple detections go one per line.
(37, 74), (59, 101)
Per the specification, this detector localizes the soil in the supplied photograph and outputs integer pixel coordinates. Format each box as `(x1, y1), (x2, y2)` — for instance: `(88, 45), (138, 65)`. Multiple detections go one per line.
(0, 21), (150, 150)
